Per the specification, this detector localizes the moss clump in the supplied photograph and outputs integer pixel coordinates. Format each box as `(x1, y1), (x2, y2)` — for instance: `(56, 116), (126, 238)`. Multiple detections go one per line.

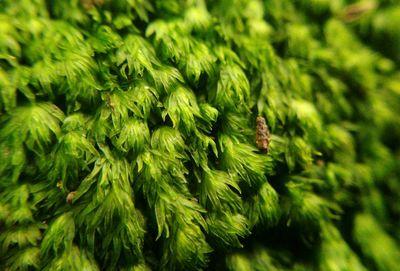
(1, 0), (400, 270)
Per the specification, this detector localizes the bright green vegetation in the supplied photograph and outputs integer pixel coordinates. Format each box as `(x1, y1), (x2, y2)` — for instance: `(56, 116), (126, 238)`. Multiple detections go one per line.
(1, 0), (400, 270)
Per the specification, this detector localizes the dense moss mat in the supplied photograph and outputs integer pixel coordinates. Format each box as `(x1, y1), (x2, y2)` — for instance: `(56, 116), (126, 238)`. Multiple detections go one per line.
(1, 0), (400, 270)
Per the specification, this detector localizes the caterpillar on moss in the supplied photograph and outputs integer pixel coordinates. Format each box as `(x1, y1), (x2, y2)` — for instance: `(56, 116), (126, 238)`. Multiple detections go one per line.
(256, 116), (270, 153)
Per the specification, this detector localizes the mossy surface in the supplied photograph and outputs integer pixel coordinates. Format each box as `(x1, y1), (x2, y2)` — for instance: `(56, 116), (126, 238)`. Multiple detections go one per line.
(1, 1), (400, 270)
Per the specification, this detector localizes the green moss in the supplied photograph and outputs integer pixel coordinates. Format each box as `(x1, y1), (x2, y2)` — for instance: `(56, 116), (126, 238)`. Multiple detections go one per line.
(1, 0), (399, 270)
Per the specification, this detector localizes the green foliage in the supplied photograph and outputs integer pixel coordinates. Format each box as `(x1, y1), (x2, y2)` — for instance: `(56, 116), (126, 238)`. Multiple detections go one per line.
(1, 0), (400, 270)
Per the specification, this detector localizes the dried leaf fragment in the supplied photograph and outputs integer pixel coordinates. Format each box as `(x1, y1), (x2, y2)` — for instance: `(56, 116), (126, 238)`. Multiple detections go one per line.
(66, 191), (77, 204)
(340, 1), (377, 22)
(81, 0), (104, 10)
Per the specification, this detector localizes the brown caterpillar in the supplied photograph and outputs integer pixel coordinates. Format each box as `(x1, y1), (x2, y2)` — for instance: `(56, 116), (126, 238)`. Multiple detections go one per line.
(256, 116), (270, 153)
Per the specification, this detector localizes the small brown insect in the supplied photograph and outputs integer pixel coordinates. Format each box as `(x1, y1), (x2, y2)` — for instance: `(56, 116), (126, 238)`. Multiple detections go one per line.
(66, 191), (77, 204)
(256, 116), (270, 153)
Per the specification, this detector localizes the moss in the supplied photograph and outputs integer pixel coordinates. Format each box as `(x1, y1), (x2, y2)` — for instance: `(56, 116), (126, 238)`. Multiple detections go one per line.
(1, 0), (400, 270)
